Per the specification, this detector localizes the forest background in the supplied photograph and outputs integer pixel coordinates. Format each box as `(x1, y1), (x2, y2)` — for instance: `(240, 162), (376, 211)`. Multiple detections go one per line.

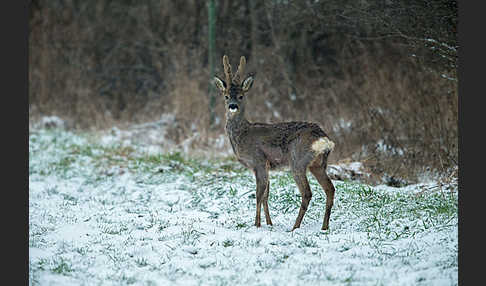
(28, 0), (458, 183)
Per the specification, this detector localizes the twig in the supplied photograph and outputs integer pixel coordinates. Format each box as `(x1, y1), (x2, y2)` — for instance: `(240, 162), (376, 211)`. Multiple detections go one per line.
(239, 190), (254, 199)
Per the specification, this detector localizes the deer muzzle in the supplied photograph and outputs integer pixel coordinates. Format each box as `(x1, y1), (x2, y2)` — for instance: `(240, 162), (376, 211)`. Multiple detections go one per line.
(228, 103), (239, 113)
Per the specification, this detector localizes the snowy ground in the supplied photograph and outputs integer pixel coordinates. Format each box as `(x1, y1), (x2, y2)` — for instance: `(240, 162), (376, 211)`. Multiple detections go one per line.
(29, 128), (458, 285)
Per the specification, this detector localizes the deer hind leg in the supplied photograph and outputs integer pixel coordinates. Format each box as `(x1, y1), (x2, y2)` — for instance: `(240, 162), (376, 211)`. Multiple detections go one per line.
(290, 167), (313, 231)
(254, 165), (270, 227)
(309, 155), (336, 230)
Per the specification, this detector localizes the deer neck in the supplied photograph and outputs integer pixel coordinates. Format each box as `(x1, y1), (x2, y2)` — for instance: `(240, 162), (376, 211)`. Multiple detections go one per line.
(225, 113), (250, 150)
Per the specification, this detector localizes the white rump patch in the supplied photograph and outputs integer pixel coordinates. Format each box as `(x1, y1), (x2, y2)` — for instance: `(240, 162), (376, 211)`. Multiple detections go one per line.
(311, 137), (335, 154)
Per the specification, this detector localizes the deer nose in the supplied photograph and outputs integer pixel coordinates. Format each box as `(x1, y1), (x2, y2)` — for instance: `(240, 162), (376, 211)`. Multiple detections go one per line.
(228, 103), (238, 110)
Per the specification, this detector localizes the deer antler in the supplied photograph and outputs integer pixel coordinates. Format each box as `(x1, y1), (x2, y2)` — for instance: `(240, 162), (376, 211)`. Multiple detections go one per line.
(233, 56), (246, 84)
(223, 55), (232, 86)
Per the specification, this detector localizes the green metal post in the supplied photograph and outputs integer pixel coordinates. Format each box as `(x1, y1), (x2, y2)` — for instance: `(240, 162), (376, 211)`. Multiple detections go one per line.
(208, 0), (216, 128)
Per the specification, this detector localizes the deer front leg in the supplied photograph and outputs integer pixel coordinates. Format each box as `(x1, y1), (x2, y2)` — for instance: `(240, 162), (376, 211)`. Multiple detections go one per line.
(254, 165), (269, 227)
(262, 178), (273, 225)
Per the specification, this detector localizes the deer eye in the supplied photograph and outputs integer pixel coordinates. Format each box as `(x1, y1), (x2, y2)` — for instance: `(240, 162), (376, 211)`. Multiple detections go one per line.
(225, 96), (229, 100)
(238, 96), (243, 100)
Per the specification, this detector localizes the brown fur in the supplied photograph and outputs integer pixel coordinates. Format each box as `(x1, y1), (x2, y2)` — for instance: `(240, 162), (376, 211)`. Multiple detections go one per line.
(214, 55), (337, 231)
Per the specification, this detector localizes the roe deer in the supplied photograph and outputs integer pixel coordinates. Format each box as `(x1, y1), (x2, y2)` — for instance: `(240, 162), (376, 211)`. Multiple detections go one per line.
(212, 55), (336, 231)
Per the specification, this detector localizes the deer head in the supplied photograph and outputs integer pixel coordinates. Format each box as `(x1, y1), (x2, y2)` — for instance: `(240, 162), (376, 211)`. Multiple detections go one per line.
(213, 55), (254, 118)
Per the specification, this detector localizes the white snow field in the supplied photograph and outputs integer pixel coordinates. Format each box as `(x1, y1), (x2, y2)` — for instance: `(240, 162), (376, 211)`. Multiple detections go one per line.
(29, 128), (458, 285)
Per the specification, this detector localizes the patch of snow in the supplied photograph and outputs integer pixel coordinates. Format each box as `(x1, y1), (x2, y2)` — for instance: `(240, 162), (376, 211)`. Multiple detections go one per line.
(327, 161), (370, 181)
(36, 273), (80, 285)
(289, 93), (296, 101)
(332, 118), (353, 135)
(35, 116), (66, 130)
(374, 180), (448, 195)
(29, 129), (457, 285)
(98, 114), (178, 152)
(45, 222), (99, 245)
(29, 248), (54, 261)
(376, 139), (405, 156)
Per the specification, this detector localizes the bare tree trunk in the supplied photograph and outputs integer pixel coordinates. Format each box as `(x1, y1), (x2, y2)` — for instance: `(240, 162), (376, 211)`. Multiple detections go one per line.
(264, 2), (298, 101)
(249, 0), (259, 58)
(208, 0), (217, 128)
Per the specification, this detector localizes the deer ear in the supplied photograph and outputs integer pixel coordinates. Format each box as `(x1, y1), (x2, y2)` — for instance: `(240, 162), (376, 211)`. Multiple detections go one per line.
(241, 75), (254, 92)
(212, 76), (226, 92)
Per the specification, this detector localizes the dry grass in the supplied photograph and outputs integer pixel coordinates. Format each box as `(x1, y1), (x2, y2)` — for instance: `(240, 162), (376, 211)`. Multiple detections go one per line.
(29, 0), (457, 184)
